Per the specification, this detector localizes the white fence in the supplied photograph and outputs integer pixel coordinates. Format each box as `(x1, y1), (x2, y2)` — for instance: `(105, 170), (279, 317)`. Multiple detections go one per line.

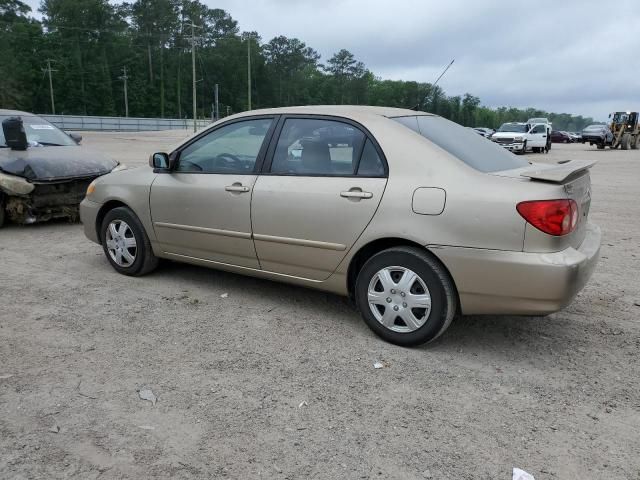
(40, 114), (212, 132)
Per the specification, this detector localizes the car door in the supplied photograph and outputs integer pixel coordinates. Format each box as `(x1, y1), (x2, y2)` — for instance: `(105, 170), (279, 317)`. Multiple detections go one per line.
(149, 116), (276, 268)
(528, 124), (547, 148)
(251, 116), (388, 281)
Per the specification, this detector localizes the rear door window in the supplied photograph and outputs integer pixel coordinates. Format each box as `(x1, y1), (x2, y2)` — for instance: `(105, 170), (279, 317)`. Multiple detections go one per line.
(393, 115), (529, 172)
(269, 118), (367, 176)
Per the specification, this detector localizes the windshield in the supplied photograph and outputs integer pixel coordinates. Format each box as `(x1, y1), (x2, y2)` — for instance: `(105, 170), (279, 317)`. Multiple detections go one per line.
(584, 124), (605, 130)
(612, 113), (628, 124)
(0, 115), (76, 147)
(497, 123), (528, 133)
(392, 115), (529, 173)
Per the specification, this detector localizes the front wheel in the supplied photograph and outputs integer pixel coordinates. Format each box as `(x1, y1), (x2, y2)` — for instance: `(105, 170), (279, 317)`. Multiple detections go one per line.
(621, 133), (631, 150)
(517, 141), (527, 155)
(100, 206), (159, 276)
(355, 247), (457, 346)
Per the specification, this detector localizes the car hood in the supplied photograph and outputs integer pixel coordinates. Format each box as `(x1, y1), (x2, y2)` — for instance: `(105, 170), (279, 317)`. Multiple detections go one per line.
(492, 131), (526, 138)
(0, 146), (117, 182)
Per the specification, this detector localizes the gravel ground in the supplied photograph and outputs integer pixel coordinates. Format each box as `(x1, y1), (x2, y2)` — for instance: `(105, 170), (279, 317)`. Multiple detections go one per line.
(1, 133), (639, 480)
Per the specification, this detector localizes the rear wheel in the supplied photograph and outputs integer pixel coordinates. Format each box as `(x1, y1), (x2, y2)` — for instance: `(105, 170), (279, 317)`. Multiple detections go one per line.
(621, 133), (631, 150)
(597, 142), (605, 149)
(632, 135), (640, 150)
(355, 246), (457, 346)
(100, 207), (158, 276)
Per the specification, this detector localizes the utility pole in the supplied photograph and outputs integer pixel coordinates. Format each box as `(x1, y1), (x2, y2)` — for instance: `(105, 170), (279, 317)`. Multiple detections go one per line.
(214, 84), (219, 121)
(247, 36), (251, 111)
(43, 59), (57, 115)
(190, 21), (199, 132)
(119, 66), (129, 117)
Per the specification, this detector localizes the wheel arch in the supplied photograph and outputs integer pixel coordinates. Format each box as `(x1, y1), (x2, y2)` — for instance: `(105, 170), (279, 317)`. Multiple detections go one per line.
(95, 200), (130, 244)
(346, 237), (459, 305)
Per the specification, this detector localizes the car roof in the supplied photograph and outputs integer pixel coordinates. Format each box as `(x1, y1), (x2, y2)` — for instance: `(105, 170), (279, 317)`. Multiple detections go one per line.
(0, 109), (37, 117)
(230, 105), (435, 119)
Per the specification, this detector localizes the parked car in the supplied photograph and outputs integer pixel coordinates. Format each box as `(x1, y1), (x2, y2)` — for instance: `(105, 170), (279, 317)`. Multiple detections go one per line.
(582, 124), (614, 149)
(81, 106), (601, 346)
(473, 127), (495, 138)
(0, 110), (121, 227)
(491, 122), (548, 154)
(568, 132), (582, 142)
(550, 130), (573, 143)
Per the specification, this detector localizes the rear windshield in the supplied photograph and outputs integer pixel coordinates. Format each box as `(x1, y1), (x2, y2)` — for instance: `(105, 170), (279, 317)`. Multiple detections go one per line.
(392, 115), (529, 173)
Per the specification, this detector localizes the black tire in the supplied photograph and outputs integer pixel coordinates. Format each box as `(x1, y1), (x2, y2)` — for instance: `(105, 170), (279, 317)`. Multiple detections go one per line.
(355, 246), (457, 346)
(597, 143), (605, 150)
(100, 206), (159, 276)
(517, 141), (527, 155)
(632, 135), (639, 150)
(564, 138), (569, 143)
(0, 195), (5, 228)
(621, 133), (630, 150)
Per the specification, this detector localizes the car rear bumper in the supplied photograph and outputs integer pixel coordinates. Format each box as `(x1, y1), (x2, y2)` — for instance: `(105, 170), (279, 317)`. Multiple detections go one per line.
(79, 197), (101, 244)
(430, 223), (601, 315)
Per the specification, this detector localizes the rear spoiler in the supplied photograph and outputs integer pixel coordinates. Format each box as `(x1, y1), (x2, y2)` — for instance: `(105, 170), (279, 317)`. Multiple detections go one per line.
(520, 159), (596, 183)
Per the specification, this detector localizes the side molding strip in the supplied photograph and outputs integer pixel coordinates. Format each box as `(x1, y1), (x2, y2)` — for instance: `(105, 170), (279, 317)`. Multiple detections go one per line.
(155, 222), (346, 251)
(253, 233), (346, 251)
(154, 222), (251, 239)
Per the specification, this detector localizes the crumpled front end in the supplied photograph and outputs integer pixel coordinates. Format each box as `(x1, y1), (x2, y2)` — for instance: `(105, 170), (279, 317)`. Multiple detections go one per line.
(4, 178), (94, 224)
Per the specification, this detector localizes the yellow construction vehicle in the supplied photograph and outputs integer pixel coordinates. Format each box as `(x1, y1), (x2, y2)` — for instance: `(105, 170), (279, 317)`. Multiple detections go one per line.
(609, 111), (639, 149)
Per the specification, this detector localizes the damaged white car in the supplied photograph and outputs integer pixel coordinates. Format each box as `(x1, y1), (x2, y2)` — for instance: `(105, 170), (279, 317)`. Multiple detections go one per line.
(0, 110), (122, 227)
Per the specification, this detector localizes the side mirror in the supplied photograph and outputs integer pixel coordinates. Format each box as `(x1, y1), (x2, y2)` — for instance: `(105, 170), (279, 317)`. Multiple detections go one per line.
(149, 152), (173, 171)
(68, 132), (82, 144)
(2, 116), (28, 151)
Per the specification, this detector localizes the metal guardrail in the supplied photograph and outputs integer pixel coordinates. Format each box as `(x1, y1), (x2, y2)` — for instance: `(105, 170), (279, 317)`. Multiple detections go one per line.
(40, 114), (212, 132)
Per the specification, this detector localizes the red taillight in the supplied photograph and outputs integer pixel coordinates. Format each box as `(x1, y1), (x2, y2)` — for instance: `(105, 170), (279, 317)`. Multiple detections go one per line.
(517, 199), (578, 236)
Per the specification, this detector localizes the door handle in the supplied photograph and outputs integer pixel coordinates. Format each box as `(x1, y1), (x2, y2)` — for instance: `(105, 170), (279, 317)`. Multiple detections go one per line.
(341, 190), (373, 199)
(225, 184), (250, 193)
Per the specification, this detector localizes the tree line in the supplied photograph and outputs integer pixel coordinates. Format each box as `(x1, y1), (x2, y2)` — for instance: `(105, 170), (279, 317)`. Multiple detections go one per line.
(0, 0), (595, 131)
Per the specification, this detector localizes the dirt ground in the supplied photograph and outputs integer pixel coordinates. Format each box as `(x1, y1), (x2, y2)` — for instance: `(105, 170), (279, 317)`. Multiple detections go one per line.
(1, 132), (639, 480)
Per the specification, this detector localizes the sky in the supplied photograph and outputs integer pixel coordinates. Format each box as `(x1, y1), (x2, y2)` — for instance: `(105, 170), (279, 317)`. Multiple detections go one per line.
(24, 0), (640, 121)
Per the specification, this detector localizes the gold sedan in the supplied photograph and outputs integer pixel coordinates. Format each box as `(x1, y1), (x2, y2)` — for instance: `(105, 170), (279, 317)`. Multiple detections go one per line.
(81, 106), (600, 346)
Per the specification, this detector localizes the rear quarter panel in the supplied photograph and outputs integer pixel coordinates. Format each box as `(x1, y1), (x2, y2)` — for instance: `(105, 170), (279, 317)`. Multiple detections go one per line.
(333, 115), (581, 276)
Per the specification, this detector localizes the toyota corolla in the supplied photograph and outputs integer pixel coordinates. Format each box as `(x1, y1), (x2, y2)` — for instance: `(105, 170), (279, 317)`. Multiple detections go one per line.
(80, 106), (601, 346)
